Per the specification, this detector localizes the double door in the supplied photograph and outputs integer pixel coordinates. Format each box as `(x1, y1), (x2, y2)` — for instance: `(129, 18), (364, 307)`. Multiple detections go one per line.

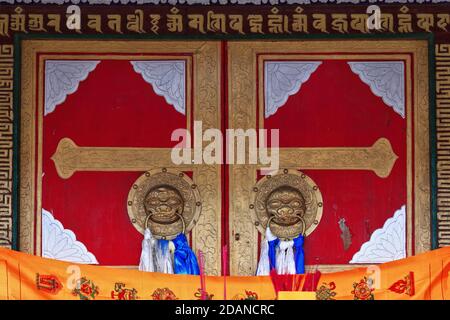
(19, 38), (430, 275)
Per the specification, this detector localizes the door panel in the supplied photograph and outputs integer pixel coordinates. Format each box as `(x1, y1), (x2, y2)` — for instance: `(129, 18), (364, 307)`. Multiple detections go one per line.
(20, 40), (223, 275)
(227, 40), (431, 275)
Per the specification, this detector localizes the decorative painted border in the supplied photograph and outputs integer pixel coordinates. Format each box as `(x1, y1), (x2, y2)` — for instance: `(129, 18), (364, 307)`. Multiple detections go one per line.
(0, 44), (14, 250)
(436, 43), (450, 248)
(1, 0), (450, 4)
(1, 6), (450, 37)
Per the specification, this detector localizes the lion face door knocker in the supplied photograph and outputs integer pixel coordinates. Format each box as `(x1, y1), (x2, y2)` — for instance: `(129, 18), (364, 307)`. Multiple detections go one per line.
(144, 186), (186, 232)
(127, 168), (202, 275)
(127, 168), (201, 240)
(250, 169), (323, 275)
(266, 185), (307, 231)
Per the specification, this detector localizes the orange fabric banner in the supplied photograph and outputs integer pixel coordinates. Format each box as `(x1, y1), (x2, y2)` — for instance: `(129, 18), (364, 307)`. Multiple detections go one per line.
(0, 247), (449, 300)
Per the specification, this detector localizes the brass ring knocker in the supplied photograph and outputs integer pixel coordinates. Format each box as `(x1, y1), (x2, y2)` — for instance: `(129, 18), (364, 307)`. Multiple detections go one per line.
(175, 212), (186, 234)
(267, 214), (306, 241)
(144, 211), (186, 235)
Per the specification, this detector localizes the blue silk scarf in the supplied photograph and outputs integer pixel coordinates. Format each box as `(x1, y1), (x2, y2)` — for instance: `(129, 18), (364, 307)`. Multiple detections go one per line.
(268, 238), (280, 271)
(293, 235), (305, 274)
(172, 233), (200, 275)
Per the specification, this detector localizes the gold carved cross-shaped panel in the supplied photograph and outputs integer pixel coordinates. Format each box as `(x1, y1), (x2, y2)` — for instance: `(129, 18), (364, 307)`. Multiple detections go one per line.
(52, 137), (397, 180)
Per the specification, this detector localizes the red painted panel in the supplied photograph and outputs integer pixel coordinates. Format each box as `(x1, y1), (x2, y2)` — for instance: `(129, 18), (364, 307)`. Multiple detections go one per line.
(265, 60), (407, 264)
(42, 59), (186, 265)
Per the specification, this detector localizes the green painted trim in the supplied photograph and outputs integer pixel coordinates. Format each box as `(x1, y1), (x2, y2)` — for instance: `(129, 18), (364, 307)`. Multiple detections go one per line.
(11, 33), (22, 251)
(11, 31), (437, 252)
(428, 36), (438, 250)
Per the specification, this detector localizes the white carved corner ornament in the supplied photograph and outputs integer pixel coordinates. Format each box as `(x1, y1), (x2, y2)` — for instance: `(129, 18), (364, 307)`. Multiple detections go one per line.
(41, 208), (98, 264)
(130, 60), (186, 115)
(350, 205), (406, 264)
(347, 61), (405, 118)
(264, 61), (322, 119)
(45, 60), (100, 116)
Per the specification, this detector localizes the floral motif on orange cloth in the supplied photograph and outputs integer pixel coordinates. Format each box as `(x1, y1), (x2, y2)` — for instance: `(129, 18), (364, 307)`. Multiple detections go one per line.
(72, 277), (99, 300)
(351, 277), (375, 300)
(36, 273), (63, 295)
(194, 288), (214, 300)
(388, 272), (415, 296)
(232, 290), (259, 300)
(151, 288), (178, 300)
(111, 282), (138, 300)
(316, 282), (337, 300)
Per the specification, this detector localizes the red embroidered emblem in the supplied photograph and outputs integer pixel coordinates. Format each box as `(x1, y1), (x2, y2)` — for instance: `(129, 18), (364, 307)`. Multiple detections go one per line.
(316, 282), (337, 300)
(194, 288), (214, 300)
(351, 277), (374, 300)
(244, 290), (259, 300)
(72, 277), (99, 300)
(111, 282), (138, 300)
(389, 272), (415, 296)
(36, 273), (63, 295)
(151, 288), (178, 300)
(232, 290), (259, 300)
